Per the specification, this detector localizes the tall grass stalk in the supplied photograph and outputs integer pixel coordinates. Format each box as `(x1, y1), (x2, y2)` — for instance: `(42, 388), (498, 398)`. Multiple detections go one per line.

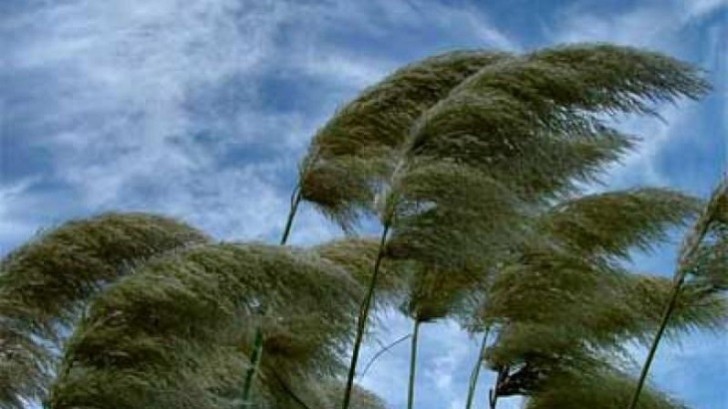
(341, 224), (390, 409)
(464, 327), (490, 409)
(240, 188), (303, 407)
(407, 320), (422, 409)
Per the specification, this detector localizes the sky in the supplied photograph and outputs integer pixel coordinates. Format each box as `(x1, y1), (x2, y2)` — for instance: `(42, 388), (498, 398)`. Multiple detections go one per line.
(0, 0), (726, 408)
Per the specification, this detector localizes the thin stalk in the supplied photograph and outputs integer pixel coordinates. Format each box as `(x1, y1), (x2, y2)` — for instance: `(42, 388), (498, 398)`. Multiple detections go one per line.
(271, 369), (314, 409)
(241, 187), (303, 407)
(407, 320), (422, 409)
(464, 327), (490, 409)
(625, 277), (685, 409)
(341, 223), (391, 409)
(280, 187), (302, 245)
(241, 327), (265, 406)
(626, 179), (724, 409)
(361, 333), (413, 378)
(488, 366), (508, 409)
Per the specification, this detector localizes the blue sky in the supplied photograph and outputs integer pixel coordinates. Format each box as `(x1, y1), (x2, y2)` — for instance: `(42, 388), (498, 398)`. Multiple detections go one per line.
(0, 0), (726, 408)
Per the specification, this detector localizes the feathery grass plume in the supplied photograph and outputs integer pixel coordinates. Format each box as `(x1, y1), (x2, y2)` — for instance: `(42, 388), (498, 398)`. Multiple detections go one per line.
(483, 255), (726, 369)
(322, 382), (387, 409)
(539, 188), (700, 260)
(460, 188), (702, 408)
(0, 213), (208, 409)
(48, 242), (364, 409)
(299, 50), (511, 229)
(314, 237), (413, 307)
(526, 365), (689, 409)
(51, 344), (253, 409)
(529, 44), (709, 114)
(629, 178), (728, 409)
(479, 262), (726, 404)
(332, 44), (708, 409)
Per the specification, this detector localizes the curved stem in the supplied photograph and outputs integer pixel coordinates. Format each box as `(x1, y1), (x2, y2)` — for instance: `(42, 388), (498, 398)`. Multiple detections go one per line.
(341, 223), (391, 409)
(361, 333), (412, 379)
(465, 327), (490, 409)
(241, 187), (303, 407)
(626, 277), (684, 409)
(407, 320), (422, 409)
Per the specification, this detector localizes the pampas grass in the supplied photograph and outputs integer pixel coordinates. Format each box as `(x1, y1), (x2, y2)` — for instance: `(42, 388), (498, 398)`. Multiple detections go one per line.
(0, 213), (208, 409)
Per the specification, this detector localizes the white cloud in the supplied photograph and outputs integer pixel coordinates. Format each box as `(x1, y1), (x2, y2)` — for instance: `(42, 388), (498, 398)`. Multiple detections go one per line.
(1, 0), (519, 245)
(0, 179), (40, 253)
(683, 0), (728, 19)
(546, 1), (725, 191)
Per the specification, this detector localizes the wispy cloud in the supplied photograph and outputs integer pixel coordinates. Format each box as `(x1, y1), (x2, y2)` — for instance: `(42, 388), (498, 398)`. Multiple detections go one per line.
(0, 0), (519, 245)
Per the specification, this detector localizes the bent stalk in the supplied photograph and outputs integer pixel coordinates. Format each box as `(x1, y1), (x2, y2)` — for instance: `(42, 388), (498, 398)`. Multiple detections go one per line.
(341, 224), (391, 409)
(465, 327), (490, 409)
(241, 187), (302, 407)
(626, 278), (685, 409)
(241, 327), (265, 406)
(407, 320), (422, 409)
(361, 333), (413, 378)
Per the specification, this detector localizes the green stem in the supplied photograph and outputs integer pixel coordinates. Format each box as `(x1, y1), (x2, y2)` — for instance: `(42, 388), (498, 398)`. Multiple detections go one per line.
(361, 333), (412, 379)
(280, 188), (302, 245)
(407, 320), (422, 409)
(241, 327), (265, 406)
(626, 277), (685, 409)
(241, 187), (302, 408)
(341, 223), (391, 409)
(465, 327), (490, 409)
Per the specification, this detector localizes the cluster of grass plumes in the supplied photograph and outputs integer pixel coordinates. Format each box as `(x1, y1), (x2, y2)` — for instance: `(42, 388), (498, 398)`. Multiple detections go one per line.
(48, 243), (366, 408)
(303, 43), (712, 409)
(313, 237), (413, 307)
(321, 382), (387, 409)
(50, 344), (251, 409)
(300, 43), (708, 230)
(0, 213), (208, 409)
(539, 188), (701, 260)
(461, 187), (724, 407)
(299, 50), (510, 229)
(484, 264), (727, 371)
(525, 364), (688, 409)
(1, 43), (720, 409)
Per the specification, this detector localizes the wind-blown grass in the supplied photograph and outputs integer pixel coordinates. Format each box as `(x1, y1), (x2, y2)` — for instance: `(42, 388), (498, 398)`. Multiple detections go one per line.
(301, 43), (710, 409)
(464, 188), (720, 408)
(0, 213), (209, 409)
(48, 242), (365, 409)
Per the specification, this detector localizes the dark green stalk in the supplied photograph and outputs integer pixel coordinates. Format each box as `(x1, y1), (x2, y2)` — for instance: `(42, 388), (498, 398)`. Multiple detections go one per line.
(241, 327), (265, 406)
(626, 277), (685, 409)
(488, 367), (507, 409)
(241, 187), (302, 408)
(407, 320), (422, 409)
(280, 187), (302, 245)
(270, 369), (314, 409)
(464, 327), (490, 409)
(341, 223), (391, 409)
